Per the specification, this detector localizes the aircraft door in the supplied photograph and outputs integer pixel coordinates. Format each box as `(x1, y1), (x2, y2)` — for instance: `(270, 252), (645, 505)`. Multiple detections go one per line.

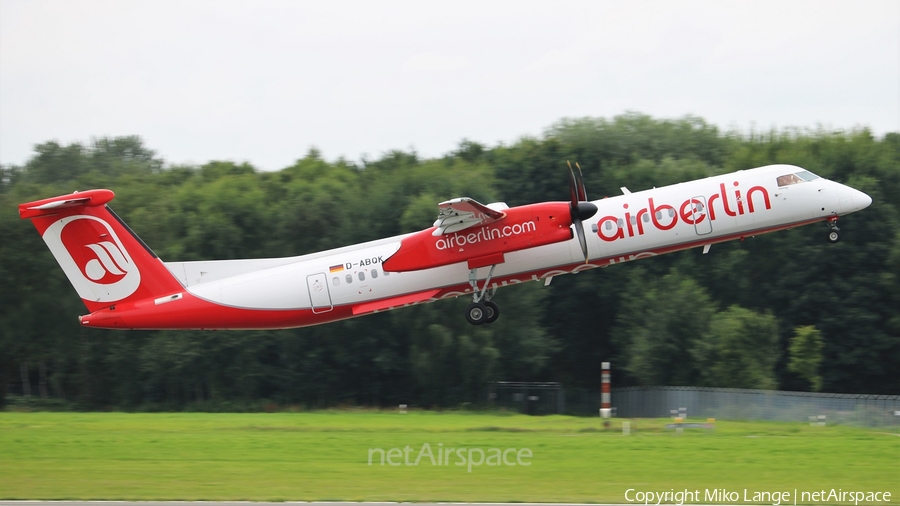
(306, 273), (333, 313)
(690, 196), (713, 235)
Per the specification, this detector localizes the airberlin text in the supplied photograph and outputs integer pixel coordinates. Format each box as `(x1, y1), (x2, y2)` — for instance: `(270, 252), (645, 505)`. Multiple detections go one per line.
(435, 221), (537, 250)
(624, 488), (891, 505)
(597, 182), (771, 242)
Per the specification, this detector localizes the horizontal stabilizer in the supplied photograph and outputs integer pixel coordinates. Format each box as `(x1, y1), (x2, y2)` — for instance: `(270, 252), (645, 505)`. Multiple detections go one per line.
(19, 189), (115, 219)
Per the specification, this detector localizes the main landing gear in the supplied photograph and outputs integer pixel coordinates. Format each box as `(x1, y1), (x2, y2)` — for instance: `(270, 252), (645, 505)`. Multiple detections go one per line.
(465, 266), (500, 325)
(826, 216), (841, 243)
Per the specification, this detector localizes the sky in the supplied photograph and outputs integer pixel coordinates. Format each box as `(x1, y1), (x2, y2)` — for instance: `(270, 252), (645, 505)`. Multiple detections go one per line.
(1, 0), (898, 170)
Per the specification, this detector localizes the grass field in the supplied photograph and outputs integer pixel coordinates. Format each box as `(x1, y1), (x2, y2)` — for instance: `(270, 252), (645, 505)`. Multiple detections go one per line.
(0, 411), (897, 502)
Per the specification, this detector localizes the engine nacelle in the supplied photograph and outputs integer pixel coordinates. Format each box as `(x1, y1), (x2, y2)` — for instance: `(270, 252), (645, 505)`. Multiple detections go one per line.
(383, 202), (574, 272)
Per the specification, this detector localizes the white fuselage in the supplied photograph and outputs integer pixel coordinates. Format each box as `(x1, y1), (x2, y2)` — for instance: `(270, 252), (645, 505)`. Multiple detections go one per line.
(159, 164), (870, 319)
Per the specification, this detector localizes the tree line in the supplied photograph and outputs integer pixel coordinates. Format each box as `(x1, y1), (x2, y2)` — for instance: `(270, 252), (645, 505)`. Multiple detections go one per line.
(1, 113), (898, 410)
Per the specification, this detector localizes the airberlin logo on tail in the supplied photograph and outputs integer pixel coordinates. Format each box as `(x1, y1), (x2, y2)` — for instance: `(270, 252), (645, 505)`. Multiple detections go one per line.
(81, 242), (130, 281)
(596, 182), (772, 242)
(42, 215), (141, 302)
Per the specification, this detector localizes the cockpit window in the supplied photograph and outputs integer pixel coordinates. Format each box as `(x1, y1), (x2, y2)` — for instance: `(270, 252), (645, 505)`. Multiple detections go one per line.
(777, 173), (804, 187)
(777, 170), (821, 187)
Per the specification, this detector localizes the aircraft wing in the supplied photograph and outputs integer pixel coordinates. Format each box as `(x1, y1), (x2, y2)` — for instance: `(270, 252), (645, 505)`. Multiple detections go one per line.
(432, 197), (506, 236)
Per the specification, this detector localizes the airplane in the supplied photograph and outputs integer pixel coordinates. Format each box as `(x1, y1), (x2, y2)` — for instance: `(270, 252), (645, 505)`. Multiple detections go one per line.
(18, 163), (871, 330)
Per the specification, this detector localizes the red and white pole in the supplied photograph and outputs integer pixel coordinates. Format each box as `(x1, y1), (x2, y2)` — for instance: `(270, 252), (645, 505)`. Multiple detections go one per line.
(600, 361), (611, 419)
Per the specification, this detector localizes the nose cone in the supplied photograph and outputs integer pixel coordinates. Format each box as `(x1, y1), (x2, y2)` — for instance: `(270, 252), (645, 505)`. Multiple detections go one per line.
(836, 183), (872, 214)
(856, 189), (873, 210)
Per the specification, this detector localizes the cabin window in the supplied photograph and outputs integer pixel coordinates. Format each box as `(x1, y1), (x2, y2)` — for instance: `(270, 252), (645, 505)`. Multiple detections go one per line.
(630, 216), (637, 225)
(642, 213), (650, 223)
(617, 219), (624, 228)
(346, 274), (353, 284)
(371, 269), (378, 279)
(332, 277), (340, 287)
(383, 270), (390, 276)
(359, 271), (365, 281)
(605, 221), (614, 230)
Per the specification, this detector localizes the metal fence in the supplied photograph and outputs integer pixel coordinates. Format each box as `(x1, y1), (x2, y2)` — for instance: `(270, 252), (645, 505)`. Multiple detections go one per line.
(487, 381), (565, 415)
(487, 384), (900, 426)
(612, 386), (900, 427)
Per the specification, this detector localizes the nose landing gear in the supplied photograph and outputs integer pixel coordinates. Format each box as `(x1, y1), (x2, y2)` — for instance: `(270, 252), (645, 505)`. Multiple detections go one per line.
(826, 216), (840, 243)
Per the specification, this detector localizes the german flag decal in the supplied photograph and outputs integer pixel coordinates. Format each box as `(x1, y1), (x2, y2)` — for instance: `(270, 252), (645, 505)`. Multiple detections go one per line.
(329, 264), (344, 273)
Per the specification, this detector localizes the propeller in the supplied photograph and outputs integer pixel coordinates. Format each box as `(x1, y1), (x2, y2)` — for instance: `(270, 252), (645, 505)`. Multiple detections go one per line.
(567, 161), (598, 263)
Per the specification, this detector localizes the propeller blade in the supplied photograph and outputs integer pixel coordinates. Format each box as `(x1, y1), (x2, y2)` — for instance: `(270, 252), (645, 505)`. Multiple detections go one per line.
(575, 162), (587, 201)
(574, 217), (589, 263)
(566, 160), (579, 205)
(566, 161), (598, 263)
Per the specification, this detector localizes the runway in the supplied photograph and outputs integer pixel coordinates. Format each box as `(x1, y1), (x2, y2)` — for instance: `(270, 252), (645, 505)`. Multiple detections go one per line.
(0, 503), (615, 506)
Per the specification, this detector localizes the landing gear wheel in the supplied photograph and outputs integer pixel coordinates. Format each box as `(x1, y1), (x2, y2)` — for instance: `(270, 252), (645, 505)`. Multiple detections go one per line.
(826, 217), (840, 243)
(484, 301), (500, 324)
(465, 302), (488, 325)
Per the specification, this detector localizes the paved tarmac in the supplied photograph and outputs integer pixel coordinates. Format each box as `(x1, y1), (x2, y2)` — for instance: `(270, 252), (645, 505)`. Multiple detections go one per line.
(0, 503), (614, 506)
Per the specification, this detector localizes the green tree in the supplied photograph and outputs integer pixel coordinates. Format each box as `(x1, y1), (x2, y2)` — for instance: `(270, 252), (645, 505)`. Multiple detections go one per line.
(787, 325), (824, 391)
(694, 306), (779, 389)
(611, 268), (714, 386)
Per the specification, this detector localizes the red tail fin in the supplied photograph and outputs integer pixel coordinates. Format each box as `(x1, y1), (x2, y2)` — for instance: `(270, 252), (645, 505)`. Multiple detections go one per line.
(19, 189), (184, 313)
